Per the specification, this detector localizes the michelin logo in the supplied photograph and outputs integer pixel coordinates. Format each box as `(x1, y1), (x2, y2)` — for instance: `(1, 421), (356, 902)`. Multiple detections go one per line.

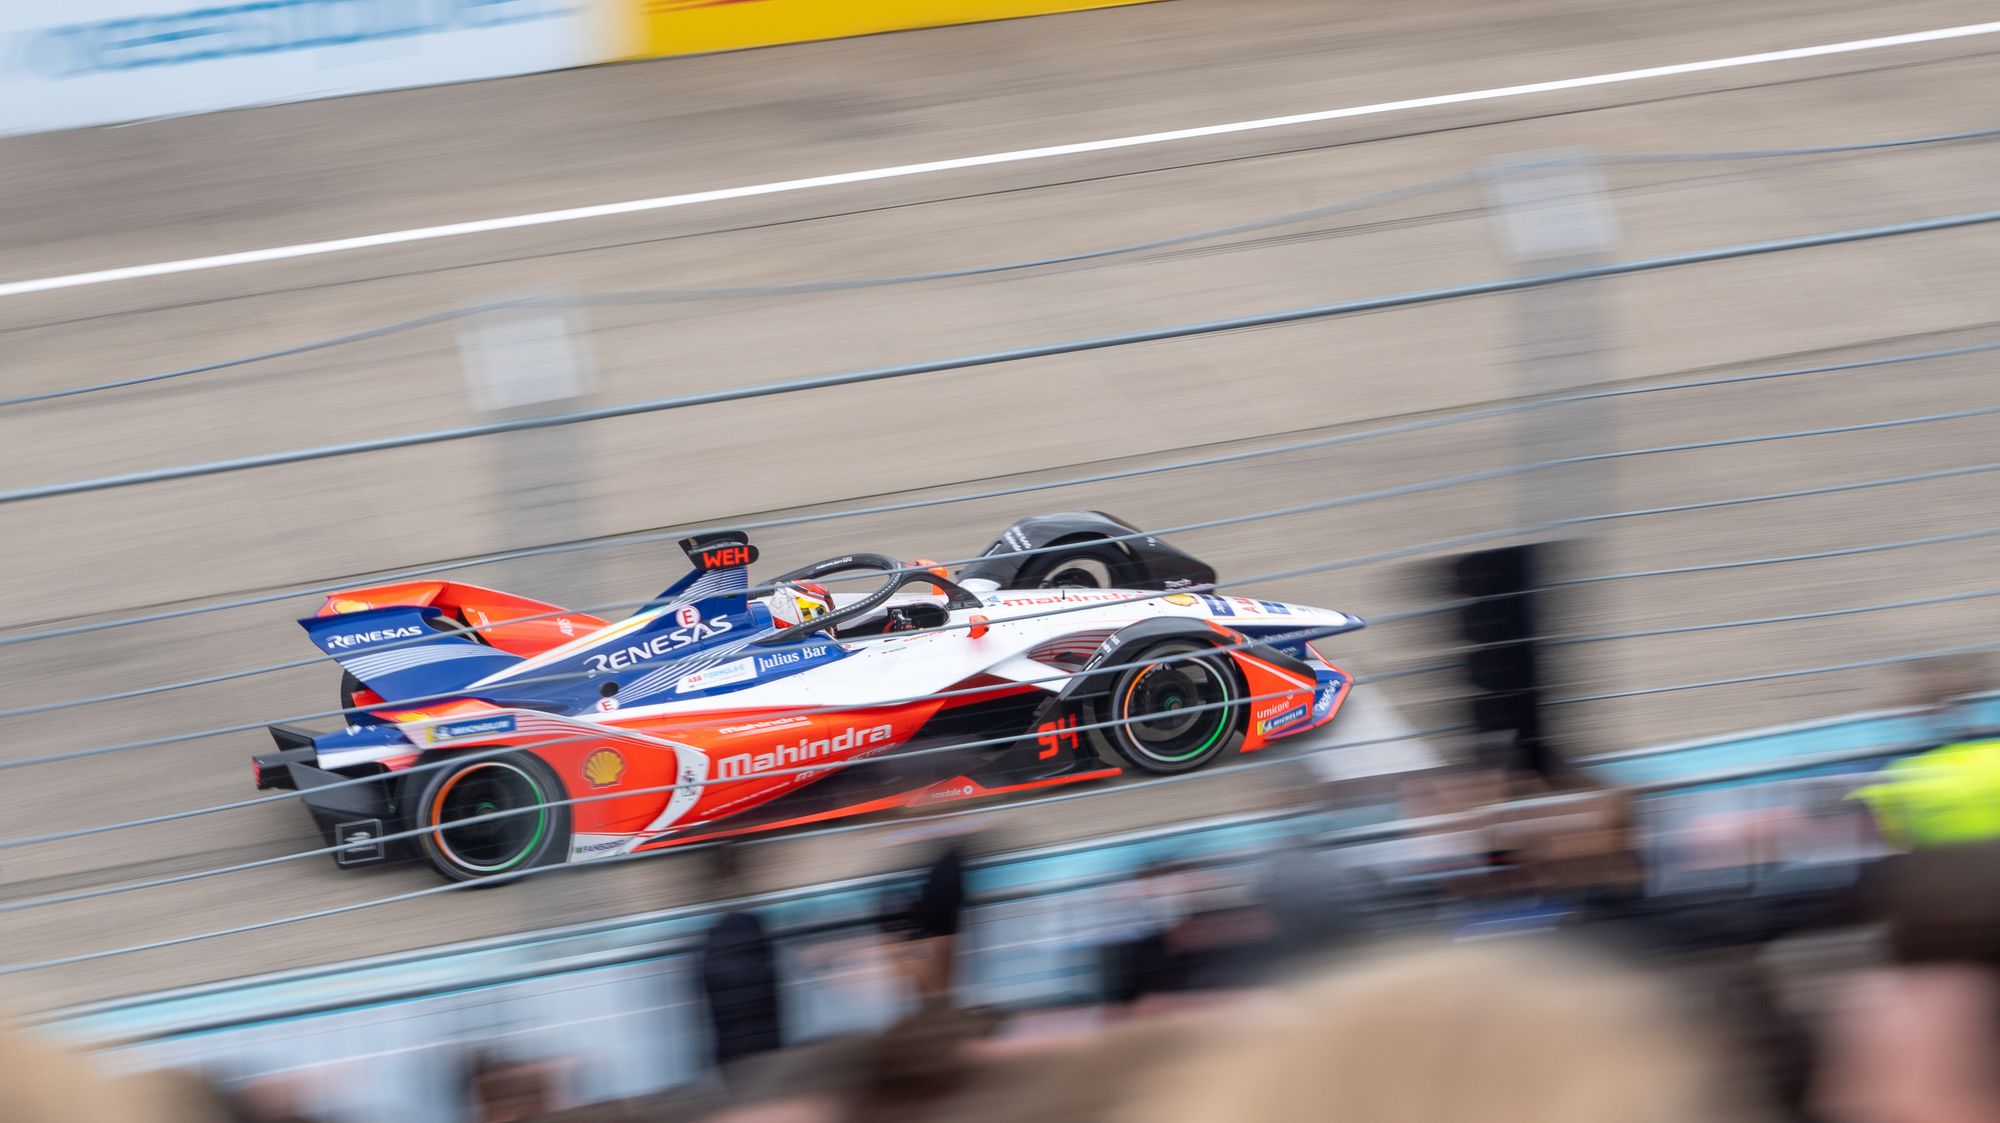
(1257, 704), (1309, 736)
(425, 716), (517, 743)
(326, 625), (422, 649)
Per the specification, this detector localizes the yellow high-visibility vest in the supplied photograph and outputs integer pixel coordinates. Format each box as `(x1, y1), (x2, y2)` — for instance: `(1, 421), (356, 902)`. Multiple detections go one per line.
(1851, 739), (2000, 849)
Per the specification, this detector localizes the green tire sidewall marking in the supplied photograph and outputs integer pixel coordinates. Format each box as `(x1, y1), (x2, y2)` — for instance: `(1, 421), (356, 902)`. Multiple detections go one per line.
(1125, 658), (1234, 763)
(439, 765), (550, 874)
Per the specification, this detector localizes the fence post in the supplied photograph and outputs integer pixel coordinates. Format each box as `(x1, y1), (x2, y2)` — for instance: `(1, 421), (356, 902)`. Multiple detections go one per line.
(1482, 153), (1621, 755)
(1481, 150), (1621, 535)
(457, 292), (598, 599)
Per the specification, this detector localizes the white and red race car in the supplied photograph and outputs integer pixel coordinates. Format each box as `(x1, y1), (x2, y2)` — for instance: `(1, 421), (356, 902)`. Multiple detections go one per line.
(256, 513), (1363, 880)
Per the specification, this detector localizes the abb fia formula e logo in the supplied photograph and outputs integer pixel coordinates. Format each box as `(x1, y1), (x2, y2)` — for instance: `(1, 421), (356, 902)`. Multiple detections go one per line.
(677, 657), (756, 693)
(716, 724), (893, 781)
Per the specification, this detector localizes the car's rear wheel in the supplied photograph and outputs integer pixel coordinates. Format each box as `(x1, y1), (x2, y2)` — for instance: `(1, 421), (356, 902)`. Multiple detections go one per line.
(412, 752), (569, 883)
(1086, 640), (1242, 774)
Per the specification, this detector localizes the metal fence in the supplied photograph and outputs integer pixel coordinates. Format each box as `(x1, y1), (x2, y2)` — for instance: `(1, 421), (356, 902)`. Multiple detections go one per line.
(0, 122), (1995, 1049)
(57, 697), (1975, 1120)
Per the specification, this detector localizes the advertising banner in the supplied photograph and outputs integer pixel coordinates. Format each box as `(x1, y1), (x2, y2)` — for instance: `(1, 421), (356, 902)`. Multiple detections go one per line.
(623, 0), (1165, 59)
(0, 0), (599, 135)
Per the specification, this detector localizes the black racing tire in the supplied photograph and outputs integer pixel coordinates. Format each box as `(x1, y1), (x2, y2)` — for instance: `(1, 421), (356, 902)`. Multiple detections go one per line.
(1084, 640), (1243, 775)
(338, 671), (365, 714)
(1016, 541), (1129, 590)
(411, 752), (570, 884)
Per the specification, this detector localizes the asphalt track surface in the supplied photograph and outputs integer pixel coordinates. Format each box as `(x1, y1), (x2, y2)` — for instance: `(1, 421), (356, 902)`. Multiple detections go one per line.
(0, 0), (1996, 1011)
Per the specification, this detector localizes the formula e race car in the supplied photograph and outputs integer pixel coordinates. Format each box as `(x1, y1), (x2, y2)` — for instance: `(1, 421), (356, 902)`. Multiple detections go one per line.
(254, 513), (1363, 881)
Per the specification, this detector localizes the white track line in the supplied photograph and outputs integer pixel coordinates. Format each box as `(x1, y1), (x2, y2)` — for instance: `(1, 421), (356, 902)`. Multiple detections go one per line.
(6, 20), (1998, 302)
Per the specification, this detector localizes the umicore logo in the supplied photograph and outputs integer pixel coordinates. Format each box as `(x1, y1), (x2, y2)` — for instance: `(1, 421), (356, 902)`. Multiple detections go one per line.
(717, 724), (893, 780)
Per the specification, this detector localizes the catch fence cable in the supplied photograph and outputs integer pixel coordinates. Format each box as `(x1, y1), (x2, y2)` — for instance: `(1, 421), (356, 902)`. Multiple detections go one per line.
(4, 332), (1996, 652)
(3, 398), (1993, 729)
(4, 574), (1986, 913)
(3, 455), (1995, 853)
(10, 629), (1998, 976)
(5, 207), (1999, 507)
(7, 124), (1996, 409)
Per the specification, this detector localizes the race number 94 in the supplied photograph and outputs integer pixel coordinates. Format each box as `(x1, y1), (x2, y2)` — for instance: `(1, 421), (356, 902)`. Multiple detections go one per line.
(1036, 714), (1081, 759)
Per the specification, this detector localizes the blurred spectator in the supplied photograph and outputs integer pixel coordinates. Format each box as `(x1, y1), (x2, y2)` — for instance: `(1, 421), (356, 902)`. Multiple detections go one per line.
(908, 832), (968, 1000)
(1120, 937), (1764, 1123)
(705, 987), (1205, 1123)
(1896, 653), (1993, 720)
(702, 1099), (844, 1123)
(464, 1051), (559, 1122)
(1398, 760), (1646, 939)
(1253, 831), (1384, 965)
(1100, 861), (1183, 1005)
(698, 843), (785, 1080)
(852, 1000), (998, 1116)
(221, 1073), (327, 1123)
(880, 822), (982, 1006)
(1471, 729), (1582, 796)
(1103, 861), (1276, 1010)
(1815, 839), (2000, 1123)
(1850, 736), (2000, 853)
(1858, 839), (2000, 971)
(1815, 966), (2000, 1123)
(121, 1067), (341, 1123)
(0, 1019), (227, 1123)
(532, 1086), (727, 1123)
(685, 1002), (981, 1123)
(1846, 664), (2000, 853)
(1396, 763), (1513, 891)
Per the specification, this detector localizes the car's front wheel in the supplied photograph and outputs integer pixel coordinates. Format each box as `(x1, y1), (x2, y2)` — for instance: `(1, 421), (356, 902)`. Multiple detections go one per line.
(411, 752), (569, 883)
(1086, 640), (1242, 774)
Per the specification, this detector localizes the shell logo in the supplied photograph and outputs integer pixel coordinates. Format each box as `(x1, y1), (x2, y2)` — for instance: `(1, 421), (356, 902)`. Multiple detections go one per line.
(1163, 593), (1200, 607)
(331, 598), (371, 614)
(582, 749), (626, 789)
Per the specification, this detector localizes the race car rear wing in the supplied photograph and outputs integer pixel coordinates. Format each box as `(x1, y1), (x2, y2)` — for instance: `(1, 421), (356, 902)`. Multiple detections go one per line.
(638, 531), (757, 614)
(300, 606), (523, 710)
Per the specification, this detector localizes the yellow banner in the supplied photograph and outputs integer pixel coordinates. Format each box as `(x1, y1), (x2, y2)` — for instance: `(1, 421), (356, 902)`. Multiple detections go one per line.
(623, 0), (1164, 59)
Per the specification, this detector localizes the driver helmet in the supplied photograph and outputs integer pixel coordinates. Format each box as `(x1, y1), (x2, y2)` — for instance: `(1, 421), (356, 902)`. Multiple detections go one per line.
(773, 581), (834, 628)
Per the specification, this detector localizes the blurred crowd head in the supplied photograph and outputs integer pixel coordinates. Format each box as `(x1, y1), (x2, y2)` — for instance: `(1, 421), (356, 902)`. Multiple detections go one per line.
(1122, 938), (1756, 1123)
